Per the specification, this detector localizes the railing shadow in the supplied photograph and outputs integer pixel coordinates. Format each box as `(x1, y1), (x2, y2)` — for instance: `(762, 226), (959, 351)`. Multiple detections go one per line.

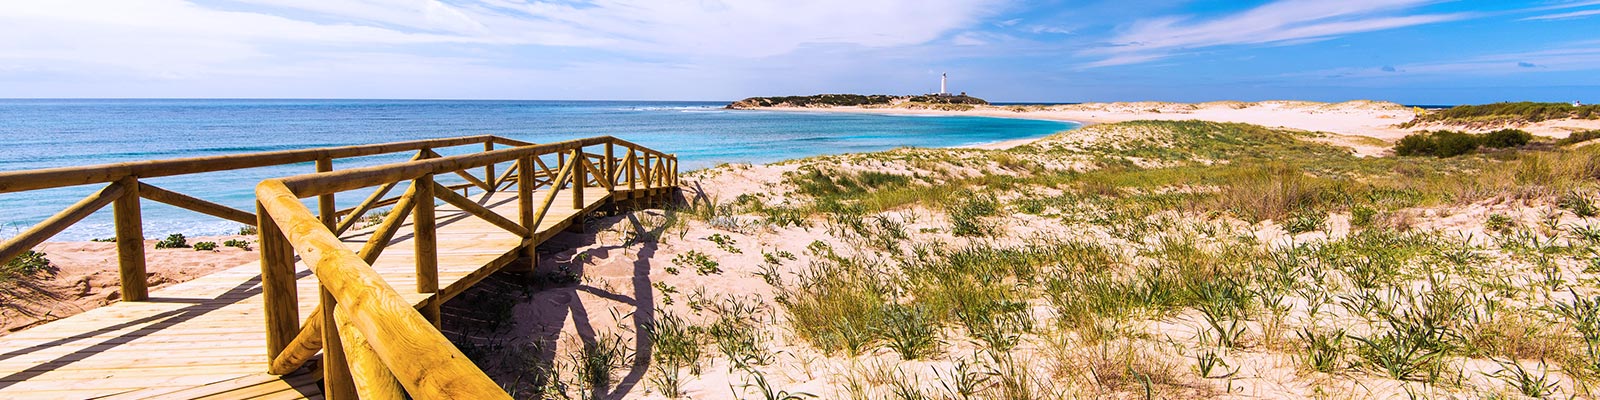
(0, 267), (313, 389)
(485, 209), (666, 400)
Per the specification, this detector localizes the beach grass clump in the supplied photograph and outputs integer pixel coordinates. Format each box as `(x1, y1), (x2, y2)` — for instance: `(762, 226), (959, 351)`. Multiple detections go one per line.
(947, 192), (999, 237)
(1, 250), (55, 288)
(875, 303), (941, 360)
(192, 241), (217, 251)
(1297, 328), (1348, 373)
(570, 333), (633, 399)
(645, 311), (704, 376)
(708, 295), (776, 370)
(776, 242), (891, 356)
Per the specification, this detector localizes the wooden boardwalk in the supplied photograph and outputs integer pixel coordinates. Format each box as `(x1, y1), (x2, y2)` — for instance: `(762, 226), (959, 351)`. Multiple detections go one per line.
(0, 187), (620, 399)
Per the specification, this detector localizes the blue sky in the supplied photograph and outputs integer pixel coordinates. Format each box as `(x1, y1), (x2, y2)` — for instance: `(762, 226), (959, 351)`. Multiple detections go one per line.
(1, 0), (1596, 104)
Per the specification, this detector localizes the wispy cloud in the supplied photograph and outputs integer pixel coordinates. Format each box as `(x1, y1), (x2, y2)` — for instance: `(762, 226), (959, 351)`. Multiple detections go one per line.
(469, 0), (1004, 57)
(0, 0), (1004, 90)
(1082, 0), (1466, 68)
(1520, 9), (1600, 20)
(1289, 43), (1600, 80)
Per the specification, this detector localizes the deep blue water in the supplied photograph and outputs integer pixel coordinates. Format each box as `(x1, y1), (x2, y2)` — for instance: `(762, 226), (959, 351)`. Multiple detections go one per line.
(0, 99), (1076, 240)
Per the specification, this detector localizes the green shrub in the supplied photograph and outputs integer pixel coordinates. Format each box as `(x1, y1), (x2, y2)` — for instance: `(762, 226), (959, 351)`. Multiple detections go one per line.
(1558, 130), (1600, 146)
(154, 233), (189, 249)
(1432, 131), (1482, 156)
(1479, 129), (1532, 148)
(192, 241), (218, 251)
(1393, 130), (1504, 157)
(223, 239), (253, 251)
(1404, 102), (1600, 127)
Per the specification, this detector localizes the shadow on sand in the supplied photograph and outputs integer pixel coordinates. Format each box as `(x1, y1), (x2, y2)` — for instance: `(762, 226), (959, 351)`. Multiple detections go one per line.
(443, 208), (675, 399)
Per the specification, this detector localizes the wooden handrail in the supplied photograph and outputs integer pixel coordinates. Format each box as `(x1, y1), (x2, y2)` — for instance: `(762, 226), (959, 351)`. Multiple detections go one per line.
(0, 182), (125, 265)
(257, 179), (510, 399)
(279, 137), (611, 196)
(0, 135), (497, 193)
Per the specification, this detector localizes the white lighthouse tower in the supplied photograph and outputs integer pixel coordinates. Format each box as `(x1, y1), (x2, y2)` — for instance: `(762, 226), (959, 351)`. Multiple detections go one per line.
(940, 73), (948, 95)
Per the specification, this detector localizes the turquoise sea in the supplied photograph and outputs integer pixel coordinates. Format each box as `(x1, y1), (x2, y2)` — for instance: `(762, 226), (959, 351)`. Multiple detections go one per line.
(0, 99), (1077, 241)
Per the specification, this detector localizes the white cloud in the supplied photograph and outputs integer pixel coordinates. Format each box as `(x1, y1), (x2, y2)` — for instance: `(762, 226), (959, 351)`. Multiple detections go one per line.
(1082, 0), (1466, 68)
(1288, 44), (1600, 80)
(0, 0), (1003, 96)
(1520, 9), (1600, 21)
(471, 0), (1004, 57)
(231, 0), (490, 34)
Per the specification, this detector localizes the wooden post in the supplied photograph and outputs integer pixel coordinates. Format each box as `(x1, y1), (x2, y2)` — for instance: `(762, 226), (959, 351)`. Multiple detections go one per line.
(317, 158), (336, 229)
(322, 288), (356, 400)
(604, 142), (615, 192)
(627, 149), (638, 193)
(483, 141), (496, 193)
(113, 176), (147, 302)
(642, 152), (653, 191)
(414, 174), (438, 294)
(571, 149), (585, 210)
(257, 201), (299, 361)
(517, 156), (536, 259)
(421, 298), (441, 329)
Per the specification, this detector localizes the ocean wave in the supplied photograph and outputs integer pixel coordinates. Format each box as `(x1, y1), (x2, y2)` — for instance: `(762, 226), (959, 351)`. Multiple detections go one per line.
(621, 106), (721, 112)
(45, 220), (247, 242)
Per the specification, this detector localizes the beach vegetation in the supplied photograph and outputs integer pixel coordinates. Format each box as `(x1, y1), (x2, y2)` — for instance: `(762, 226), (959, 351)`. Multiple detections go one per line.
(466, 118), (1600, 398)
(570, 333), (633, 399)
(154, 233), (189, 249)
(223, 239), (252, 250)
(2, 250), (55, 287)
(192, 241), (217, 251)
(1403, 101), (1600, 127)
(1557, 130), (1600, 146)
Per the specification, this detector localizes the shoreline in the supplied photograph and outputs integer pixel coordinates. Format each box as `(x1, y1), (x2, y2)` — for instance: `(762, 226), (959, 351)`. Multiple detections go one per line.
(748, 105), (1092, 150)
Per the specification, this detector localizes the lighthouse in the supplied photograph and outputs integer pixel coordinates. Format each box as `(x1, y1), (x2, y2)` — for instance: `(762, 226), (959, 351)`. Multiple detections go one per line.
(940, 73), (948, 95)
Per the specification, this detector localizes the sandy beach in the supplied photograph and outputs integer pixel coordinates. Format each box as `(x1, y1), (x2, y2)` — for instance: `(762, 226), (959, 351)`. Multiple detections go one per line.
(765, 100), (1600, 150)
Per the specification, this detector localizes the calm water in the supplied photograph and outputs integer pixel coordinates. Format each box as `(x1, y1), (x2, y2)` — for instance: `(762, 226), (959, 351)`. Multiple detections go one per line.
(0, 99), (1077, 240)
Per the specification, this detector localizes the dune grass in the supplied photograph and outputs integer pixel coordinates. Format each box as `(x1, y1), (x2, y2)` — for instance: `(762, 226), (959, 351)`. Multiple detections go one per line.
(729, 120), (1600, 397)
